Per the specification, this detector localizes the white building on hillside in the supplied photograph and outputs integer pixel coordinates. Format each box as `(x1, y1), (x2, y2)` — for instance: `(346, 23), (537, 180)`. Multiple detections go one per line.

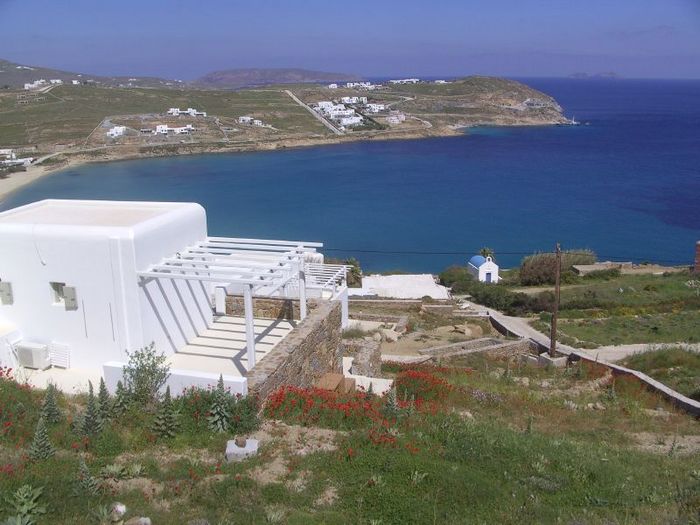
(341, 96), (367, 105)
(339, 115), (363, 126)
(389, 78), (420, 85)
(238, 116), (254, 124)
(327, 83), (338, 89)
(106, 126), (126, 138)
(49, 79), (63, 85)
(71, 80), (80, 85)
(166, 107), (207, 117)
(0, 200), (349, 394)
(366, 103), (385, 113)
(467, 255), (500, 284)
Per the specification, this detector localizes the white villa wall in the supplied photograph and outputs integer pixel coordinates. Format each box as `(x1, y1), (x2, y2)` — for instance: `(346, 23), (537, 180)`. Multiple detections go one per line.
(0, 226), (126, 368)
(133, 205), (211, 354)
(0, 200), (211, 369)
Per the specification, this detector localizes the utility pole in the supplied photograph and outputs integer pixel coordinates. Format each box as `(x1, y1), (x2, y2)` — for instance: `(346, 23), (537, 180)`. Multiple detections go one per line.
(549, 243), (562, 357)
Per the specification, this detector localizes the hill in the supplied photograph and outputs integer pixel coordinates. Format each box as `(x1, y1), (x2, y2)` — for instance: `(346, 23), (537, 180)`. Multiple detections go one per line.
(194, 68), (361, 89)
(0, 58), (177, 89)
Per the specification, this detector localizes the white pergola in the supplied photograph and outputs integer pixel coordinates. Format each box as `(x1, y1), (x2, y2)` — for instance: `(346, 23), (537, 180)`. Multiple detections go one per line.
(137, 236), (347, 368)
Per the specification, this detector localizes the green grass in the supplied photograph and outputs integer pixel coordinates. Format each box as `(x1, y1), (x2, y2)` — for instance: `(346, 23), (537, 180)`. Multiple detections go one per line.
(0, 85), (329, 146)
(535, 310), (700, 347)
(2, 355), (699, 524)
(621, 347), (700, 400)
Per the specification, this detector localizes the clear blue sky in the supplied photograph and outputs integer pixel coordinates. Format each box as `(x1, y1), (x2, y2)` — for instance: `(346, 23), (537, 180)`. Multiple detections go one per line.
(1, 0), (699, 79)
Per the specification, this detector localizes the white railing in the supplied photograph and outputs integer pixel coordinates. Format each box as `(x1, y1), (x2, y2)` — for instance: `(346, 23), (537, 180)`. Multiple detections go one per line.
(305, 263), (348, 293)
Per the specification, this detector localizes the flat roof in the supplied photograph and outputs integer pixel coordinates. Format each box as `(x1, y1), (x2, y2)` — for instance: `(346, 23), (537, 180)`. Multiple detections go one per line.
(0, 199), (198, 228)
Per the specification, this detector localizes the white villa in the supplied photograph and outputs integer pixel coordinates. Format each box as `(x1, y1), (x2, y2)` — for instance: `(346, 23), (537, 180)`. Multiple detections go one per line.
(327, 83), (338, 89)
(0, 200), (349, 395)
(106, 126), (126, 138)
(238, 116), (254, 124)
(71, 80), (81, 85)
(49, 79), (63, 85)
(366, 103), (385, 113)
(166, 107), (207, 117)
(389, 78), (420, 84)
(340, 96), (367, 105)
(386, 112), (406, 124)
(339, 115), (363, 126)
(23, 79), (47, 90)
(0, 149), (33, 167)
(467, 255), (500, 284)
(153, 124), (193, 135)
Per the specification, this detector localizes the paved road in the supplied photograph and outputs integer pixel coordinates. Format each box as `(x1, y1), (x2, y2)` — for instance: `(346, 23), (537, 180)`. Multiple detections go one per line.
(284, 90), (342, 136)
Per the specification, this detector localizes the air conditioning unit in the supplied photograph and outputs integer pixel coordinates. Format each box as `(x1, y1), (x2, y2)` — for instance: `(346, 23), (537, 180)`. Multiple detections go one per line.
(15, 342), (50, 370)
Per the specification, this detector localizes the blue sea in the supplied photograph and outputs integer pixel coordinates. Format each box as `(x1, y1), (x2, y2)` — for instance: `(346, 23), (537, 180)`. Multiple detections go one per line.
(1, 78), (698, 272)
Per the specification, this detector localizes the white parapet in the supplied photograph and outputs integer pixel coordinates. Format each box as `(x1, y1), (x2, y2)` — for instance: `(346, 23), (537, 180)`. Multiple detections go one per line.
(103, 361), (248, 396)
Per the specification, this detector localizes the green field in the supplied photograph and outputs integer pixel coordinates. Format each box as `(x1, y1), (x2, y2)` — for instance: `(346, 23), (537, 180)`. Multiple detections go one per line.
(621, 347), (700, 400)
(0, 85), (329, 146)
(1, 353), (699, 524)
(518, 271), (700, 347)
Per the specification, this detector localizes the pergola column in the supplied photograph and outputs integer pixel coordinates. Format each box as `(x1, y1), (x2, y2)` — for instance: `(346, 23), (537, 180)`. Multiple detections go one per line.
(299, 264), (307, 320)
(243, 284), (256, 369)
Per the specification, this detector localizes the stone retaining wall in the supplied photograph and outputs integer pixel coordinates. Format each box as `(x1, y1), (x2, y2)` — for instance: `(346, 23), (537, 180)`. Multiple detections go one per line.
(226, 295), (302, 320)
(246, 300), (342, 400)
(341, 338), (382, 376)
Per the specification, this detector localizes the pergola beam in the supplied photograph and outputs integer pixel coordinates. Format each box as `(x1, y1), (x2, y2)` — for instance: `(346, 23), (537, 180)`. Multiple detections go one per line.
(207, 236), (323, 248)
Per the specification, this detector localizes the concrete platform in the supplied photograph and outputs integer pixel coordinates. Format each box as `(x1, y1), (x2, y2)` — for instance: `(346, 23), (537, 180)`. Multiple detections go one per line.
(167, 315), (295, 376)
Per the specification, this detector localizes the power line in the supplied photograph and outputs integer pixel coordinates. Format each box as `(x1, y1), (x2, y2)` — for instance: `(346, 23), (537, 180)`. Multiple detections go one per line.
(323, 247), (692, 265)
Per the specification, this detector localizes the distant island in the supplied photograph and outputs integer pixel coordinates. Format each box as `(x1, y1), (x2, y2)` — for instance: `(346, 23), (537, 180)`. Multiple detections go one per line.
(569, 71), (620, 79)
(0, 58), (570, 199)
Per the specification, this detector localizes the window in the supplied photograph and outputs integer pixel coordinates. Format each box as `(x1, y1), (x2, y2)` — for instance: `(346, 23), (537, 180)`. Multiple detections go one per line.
(50, 282), (66, 305)
(50, 282), (78, 310)
(0, 281), (13, 305)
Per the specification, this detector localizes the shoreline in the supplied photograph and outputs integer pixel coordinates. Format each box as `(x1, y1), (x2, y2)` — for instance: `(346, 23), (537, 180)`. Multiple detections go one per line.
(0, 118), (563, 203)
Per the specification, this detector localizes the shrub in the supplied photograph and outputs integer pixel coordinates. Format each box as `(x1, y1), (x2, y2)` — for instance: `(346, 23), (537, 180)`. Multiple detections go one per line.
(122, 343), (170, 406)
(208, 376), (231, 433)
(265, 386), (384, 430)
(75, 458), (100, 496)
(97, 378), (112, 421)
(79, 381), (103, 437)
(583, 268), (621, 281)
(28, 417), (55, 460)
(439, 266), (471, 288)
(3, 485), (46, 525)
(519, 249), (596, 286)
(152, 385), (180, 439)
(395, 369), (452, 402)
(40, 384), (62, 424)
(111, 380), (130, 416)
(178, 385), (258, 436)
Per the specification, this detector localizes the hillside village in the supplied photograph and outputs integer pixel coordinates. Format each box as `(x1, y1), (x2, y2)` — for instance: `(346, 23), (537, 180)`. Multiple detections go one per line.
(0, 61), (569, 187)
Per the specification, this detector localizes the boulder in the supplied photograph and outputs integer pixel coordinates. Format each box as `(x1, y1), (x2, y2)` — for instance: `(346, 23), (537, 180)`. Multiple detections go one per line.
(381, 329), (399, 343)
(226, 438), (260, 462)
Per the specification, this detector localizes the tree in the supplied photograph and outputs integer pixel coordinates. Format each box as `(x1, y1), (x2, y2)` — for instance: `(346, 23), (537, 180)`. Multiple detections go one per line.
(207, 375), (231, 433)
(479, 247), (495, 258)
(382, 387), (400, 420)
(152, 386), (180, 439)
(97, 378), (112, 421)
(123, 343), (170, 406)
(112, 380), (130, 417)
(28, 417), (55, 460)
(79, 381), (103, 436)
(76, 458), (100, 496)
(41, 384), (62, 424)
